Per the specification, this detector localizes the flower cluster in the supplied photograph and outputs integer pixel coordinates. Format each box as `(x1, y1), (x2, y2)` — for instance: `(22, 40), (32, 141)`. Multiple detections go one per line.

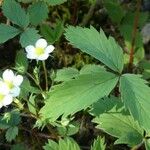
(0, 69), (23, 108)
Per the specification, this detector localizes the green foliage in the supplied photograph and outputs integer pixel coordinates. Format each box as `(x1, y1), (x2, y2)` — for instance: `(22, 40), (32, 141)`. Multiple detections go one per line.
(93, 106), (143, 147)
(45, 0), (67, 6)
(0, 24), (21, 43)
(120, 74), (150, 132)
(11, 143), (28, 150)
(19, 28), (41, 47)
(40, 20), (64, 44)
(91, 136), (106, 150)
(28, 1), (49, 26)
(104, 0), (125, 24)
(65, 26), (124, 73)
(5, 126), (18, 142)
(43, 137), (80, 150)
(2, 0), (29, 28)
(54, 67), (79, 82)
(40, 66), (119, 121)
(15, 50), (28, 74)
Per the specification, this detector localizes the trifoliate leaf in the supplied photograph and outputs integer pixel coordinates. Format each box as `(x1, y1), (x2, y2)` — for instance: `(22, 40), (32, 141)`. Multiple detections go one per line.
(28, 1), (48, 26)
(65, 26), (124, 73)
(5, 126), (18, 142)
(19, 28), (41, 47)
(0, 24), (21, 43)
(2, 0), (29, 28)
(40, 20), (64, 44)
(43, 137), (80, 150)
(40, 69), (119, 121)
(91, 136), (106, 150)
(120, 74), (150, 132)
(15, 50), (28, 74)
(93, 107), (143, 147)
(45, 0), (67, 6)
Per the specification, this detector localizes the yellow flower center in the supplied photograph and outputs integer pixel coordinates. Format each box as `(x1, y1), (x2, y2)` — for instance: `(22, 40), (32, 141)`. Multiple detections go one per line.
(0, 94), (4, 101)
(5, 81), (14, 89)
(35, 47), (44, 56)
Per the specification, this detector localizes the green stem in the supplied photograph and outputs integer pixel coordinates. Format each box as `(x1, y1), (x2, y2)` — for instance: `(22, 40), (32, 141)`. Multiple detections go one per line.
(42, 61), (48, 91)
(26, 72), (43, 92)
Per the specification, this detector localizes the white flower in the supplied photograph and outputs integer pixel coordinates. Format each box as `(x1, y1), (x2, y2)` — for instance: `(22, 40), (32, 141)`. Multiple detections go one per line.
(0, 81), (13, 108)
(25, 38), (55, 61)
(2, 69), (23, 97)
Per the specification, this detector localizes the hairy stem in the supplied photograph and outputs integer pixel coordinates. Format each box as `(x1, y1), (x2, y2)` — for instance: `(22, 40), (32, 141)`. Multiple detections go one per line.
(42, 61), (48, 91)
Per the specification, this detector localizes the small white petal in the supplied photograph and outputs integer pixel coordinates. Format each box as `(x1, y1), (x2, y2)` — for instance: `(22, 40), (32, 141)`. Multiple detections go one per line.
(3, 69), (14, 82)
(35, 38), (47, 48)
(37, 54), (49, 60)
(13, 75), (23, 86)
(27, 53), (36, 59)
(45, 45), (55, 54)
(2, 95), (13, 106)
(0, 81), (9, 94)
(25, 45), (35, 53)
(11, 87), (20, 97)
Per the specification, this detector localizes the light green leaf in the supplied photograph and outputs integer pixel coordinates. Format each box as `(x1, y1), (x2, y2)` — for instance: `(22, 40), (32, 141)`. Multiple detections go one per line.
(104, 0), (125, 24)
(55, 67), (79, 82)
(40, 20), (64, 44)
(20, 28), (41, 47)
(45, 0), (67, 6)
(6, 126), (18, 142)
(65, 26), (124, 73)
(40, 69), (119, 121)
(120, 74), (150, 132)
(145, 139), (150, 150)
(2, 0), (29, 28)
(15, 50), (28, 74)
(93, 107), (143, 147)
(28, 1), (48, 26)
(91, 136), (106, 150)
(43, 137), (80, 150)
(27, 94), (37, 115)
(0, 24), (21, 43)
(90, 96), (123, 116)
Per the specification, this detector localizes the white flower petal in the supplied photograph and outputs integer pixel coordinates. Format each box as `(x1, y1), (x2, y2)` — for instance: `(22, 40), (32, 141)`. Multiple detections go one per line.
(45, 45), (55, 54)
(2, 95), (13, 106)
(37, 53), (49, 60)
(25, 45), (35, 53)
(13, 75), (23, 86)
(11, 87), (20, 97)
(27, 53), (36, 59)
(35, 38), (47, 48)
(2, 69), (14, 82)
(0, 81), (9, 94)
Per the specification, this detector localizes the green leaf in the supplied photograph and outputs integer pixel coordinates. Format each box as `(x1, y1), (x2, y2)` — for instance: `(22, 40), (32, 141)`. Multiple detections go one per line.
(43, 137), (80, 150)
(65, 26), (124, 73)
(145, 139), (150, 150)
(2, 0), (29, 28)
(15, 50), (28, 74)
(91, 136), (106, 150)
(40, 69), (119, 121)
(93, 107), (143, 147)
(104, 0), (125, 24)
(20, 28), (41, 47)
(27, 94), (37, 115)
(0, 110), (21, 129)
(11, 143), (28, 150)
(6, 126), (18, 142)
(0, 24), (21, 43)
(120, 74), (150, 132)
(17, 0), (32, 3)
(90, 96), (123, 116)
(40, 20), (64, 44)
(45, 0), (67, 6)
(28, 1), (48, 26)
(55, 67), (79, 82)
